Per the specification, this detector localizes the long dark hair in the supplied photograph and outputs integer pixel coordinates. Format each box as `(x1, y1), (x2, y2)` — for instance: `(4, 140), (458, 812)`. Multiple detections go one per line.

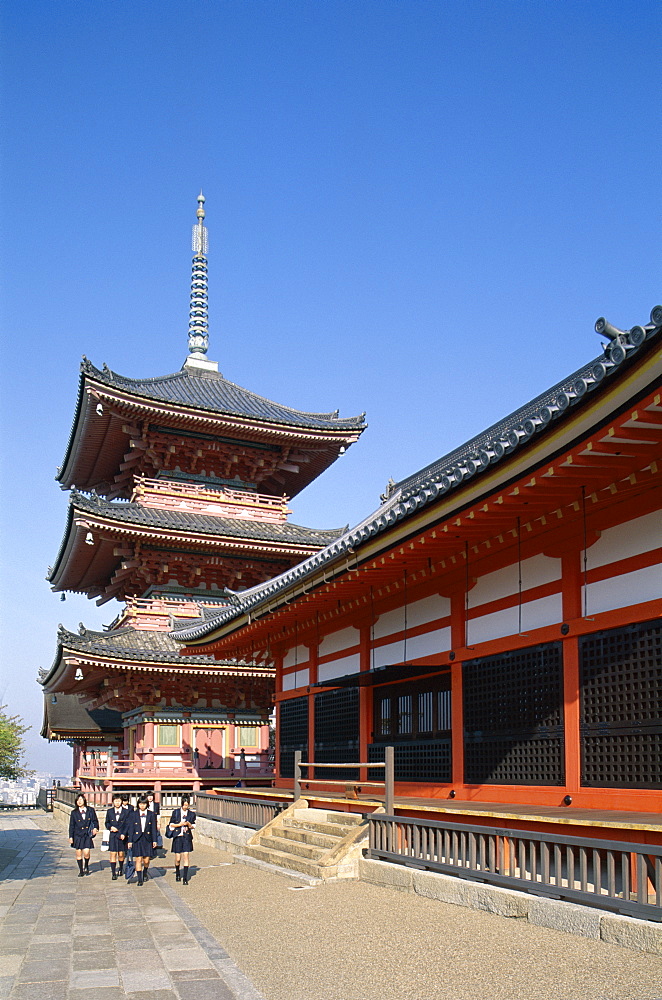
(181, 794), (190, 807)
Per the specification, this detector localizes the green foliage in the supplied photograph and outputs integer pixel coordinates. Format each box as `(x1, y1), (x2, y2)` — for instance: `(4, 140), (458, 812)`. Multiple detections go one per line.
(0, 705), (33, 779)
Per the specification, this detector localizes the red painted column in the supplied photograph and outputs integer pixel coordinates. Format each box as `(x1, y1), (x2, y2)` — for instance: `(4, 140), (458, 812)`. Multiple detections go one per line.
(450, 589), (466, 789)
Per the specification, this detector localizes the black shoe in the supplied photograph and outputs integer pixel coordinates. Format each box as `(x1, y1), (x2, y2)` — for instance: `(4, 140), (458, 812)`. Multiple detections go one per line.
(77, 871), (85, 878)
(182, 878), (188, 885)
(85, 868), (91, 875)
(118, 868), (124, 876)
(175, 871), (181, 882)
(143, 871), (149, 881)
(112, 873), (118, 880)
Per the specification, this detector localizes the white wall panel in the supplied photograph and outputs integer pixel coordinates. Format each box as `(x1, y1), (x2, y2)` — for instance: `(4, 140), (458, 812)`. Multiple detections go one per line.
(373, 608), (405, 640)
(317, 653), (360, 683)
(586, 565), (661, 616)
(468, 592), (561, 646)
(406, 627), (452, 660)
(588, 511), (662, 568)
(469, 555), (561, 609)
(521, 593), (563, 632)
(371, 640), (405, 669)
(282, 668), (309, 691)
(283, 645), (308, 669)
(318, 626), (360, 657)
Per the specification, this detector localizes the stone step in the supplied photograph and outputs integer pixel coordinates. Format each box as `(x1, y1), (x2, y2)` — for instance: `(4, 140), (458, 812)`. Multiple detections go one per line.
(288, 818), (358, 839)
(323, 811), (365, 826)
(242, 843), (336, 879)
(280, 827), (338, 850)
(233, 852), (323, 886)
(259, 834), (326, 861)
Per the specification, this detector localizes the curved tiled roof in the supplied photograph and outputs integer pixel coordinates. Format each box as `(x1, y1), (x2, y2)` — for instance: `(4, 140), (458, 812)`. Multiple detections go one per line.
(171, 305), (662, 643)
(54, 623), (218, 665)
(68, 491), (346, 546)
(41, 692), (123, 738)
(82, 359), (366, 431)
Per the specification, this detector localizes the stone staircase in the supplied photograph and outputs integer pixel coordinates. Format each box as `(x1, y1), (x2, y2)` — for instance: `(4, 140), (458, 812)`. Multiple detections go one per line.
(234, 800), (376, 883)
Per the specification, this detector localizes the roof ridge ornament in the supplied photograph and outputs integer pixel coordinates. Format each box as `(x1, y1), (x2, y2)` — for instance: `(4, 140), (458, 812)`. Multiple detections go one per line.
(185, 191), (219, 374)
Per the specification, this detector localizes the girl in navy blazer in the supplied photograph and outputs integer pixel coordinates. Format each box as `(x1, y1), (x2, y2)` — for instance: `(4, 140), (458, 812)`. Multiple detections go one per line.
(104, 792), (127, 880)
(69, 793), (99, 877)
(126, 795), (158, 886)
(167, 795), (196, 884)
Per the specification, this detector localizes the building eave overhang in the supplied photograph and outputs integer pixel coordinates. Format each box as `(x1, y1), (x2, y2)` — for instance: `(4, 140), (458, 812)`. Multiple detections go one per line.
(173, 312), (662, 653)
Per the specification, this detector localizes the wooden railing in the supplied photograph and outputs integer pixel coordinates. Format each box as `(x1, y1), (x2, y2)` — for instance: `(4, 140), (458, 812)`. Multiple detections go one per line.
(194, 791), (285, 829)
(55, 786), (114, 808)
(37, 787), (54, 811)
(367, 814), (662, 922)
(293, 747), (394, 813)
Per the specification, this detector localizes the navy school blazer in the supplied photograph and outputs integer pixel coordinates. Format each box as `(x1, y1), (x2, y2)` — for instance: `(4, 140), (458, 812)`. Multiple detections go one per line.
(125, 809), (158, 844)
(104, 806), (126, 835)
(69, 807), (99, 839)
(168, 808), (196, 834)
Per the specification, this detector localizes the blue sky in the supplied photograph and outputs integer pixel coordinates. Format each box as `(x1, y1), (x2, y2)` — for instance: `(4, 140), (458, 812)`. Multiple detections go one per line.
(1, 0), (659, 772)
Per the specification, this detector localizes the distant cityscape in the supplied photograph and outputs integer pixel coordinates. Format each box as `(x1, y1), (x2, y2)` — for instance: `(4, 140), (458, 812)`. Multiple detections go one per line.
(0, 774), (70, 805)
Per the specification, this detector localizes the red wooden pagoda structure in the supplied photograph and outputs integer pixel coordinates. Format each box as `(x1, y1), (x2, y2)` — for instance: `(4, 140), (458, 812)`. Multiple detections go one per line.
(174, 303), (661, 842)
(40, 193), (366, 795)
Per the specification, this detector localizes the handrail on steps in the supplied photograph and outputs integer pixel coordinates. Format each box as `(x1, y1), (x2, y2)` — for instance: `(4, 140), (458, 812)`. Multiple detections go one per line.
(293, 746), (394, 815)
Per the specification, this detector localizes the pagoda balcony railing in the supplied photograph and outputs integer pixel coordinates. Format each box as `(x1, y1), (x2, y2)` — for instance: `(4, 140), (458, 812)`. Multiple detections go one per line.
(132, 476), (291, 522)
(76, 754), (274, 781)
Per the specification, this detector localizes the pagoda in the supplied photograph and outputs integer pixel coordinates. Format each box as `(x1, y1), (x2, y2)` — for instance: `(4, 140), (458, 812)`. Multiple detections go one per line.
(40, 193), (366, 796)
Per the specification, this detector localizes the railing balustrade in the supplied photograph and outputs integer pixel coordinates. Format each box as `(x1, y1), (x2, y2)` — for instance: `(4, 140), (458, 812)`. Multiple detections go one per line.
(194, 791), (285, 829)
(37, 787), (54, 810)
(293, 747), (394, 814)
(367, 814), (662, 922)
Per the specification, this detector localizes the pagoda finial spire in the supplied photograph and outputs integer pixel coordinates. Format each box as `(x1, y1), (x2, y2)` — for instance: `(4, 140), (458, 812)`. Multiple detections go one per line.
(185, 191), (218, 372)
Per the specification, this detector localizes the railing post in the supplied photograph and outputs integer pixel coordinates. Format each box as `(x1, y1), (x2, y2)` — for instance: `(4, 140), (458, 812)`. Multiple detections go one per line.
(385, 745), (394, 815)
(293, 750), (302, 802)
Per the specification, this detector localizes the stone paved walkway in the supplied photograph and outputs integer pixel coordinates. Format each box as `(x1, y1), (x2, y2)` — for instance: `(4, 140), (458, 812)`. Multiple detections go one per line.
(0, 814), (262, 1000)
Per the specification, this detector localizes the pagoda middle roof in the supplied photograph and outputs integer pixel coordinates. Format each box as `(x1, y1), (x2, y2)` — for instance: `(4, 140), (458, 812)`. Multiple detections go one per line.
(48, 491), (345, 594)
(81, 359), (366, 430)
(54, 622), (220, 665)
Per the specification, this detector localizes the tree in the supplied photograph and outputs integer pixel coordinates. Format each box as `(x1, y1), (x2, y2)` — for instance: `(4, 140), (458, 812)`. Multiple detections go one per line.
(0, 705), (33, 779)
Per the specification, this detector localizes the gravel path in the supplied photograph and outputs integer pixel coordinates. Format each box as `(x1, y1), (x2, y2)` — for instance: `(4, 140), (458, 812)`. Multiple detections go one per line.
(173, 844), (662, 1000)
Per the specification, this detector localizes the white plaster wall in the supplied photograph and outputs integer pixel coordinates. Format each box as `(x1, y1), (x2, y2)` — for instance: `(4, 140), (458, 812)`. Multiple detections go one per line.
(282, 668), (310, 691)
(586, 565), (661, 616)
(318, 626), (360, 657)
(588, 511), (662, 568)
(468, 593), (562, 646)
(283, 645), (309, 669)
(406, 626), (452, 660)
(371, 640), (405, 669)
(469, 555), (561, 609)
(317, 652), (360, 683)
(373, 607), (405, 640)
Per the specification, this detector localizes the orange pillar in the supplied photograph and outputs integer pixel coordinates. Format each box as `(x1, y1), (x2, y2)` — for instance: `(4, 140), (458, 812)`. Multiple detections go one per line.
(450, 590), (466, 789)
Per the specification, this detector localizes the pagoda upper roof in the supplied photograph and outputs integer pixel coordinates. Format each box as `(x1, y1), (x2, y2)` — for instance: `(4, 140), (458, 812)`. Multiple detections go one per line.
(57, 359), (366, 497)
(82, 359), (366, 430)
(48, 491), (345, 598)
(171, 305), (662, 646)
(40, 691), (123, 741)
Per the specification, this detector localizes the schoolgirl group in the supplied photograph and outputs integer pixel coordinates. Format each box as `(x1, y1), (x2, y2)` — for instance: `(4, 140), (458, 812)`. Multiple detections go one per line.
(68, 791), (195, 885)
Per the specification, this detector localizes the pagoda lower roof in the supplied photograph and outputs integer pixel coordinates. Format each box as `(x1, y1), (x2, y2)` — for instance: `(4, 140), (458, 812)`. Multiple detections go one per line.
(39, 622), (273, 696)
(41, 691), (123, 741)
(48, 491), (345, 594)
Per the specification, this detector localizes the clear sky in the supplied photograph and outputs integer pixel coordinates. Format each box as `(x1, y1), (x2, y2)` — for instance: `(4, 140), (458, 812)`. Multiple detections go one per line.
(0, 0), (659, 773)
